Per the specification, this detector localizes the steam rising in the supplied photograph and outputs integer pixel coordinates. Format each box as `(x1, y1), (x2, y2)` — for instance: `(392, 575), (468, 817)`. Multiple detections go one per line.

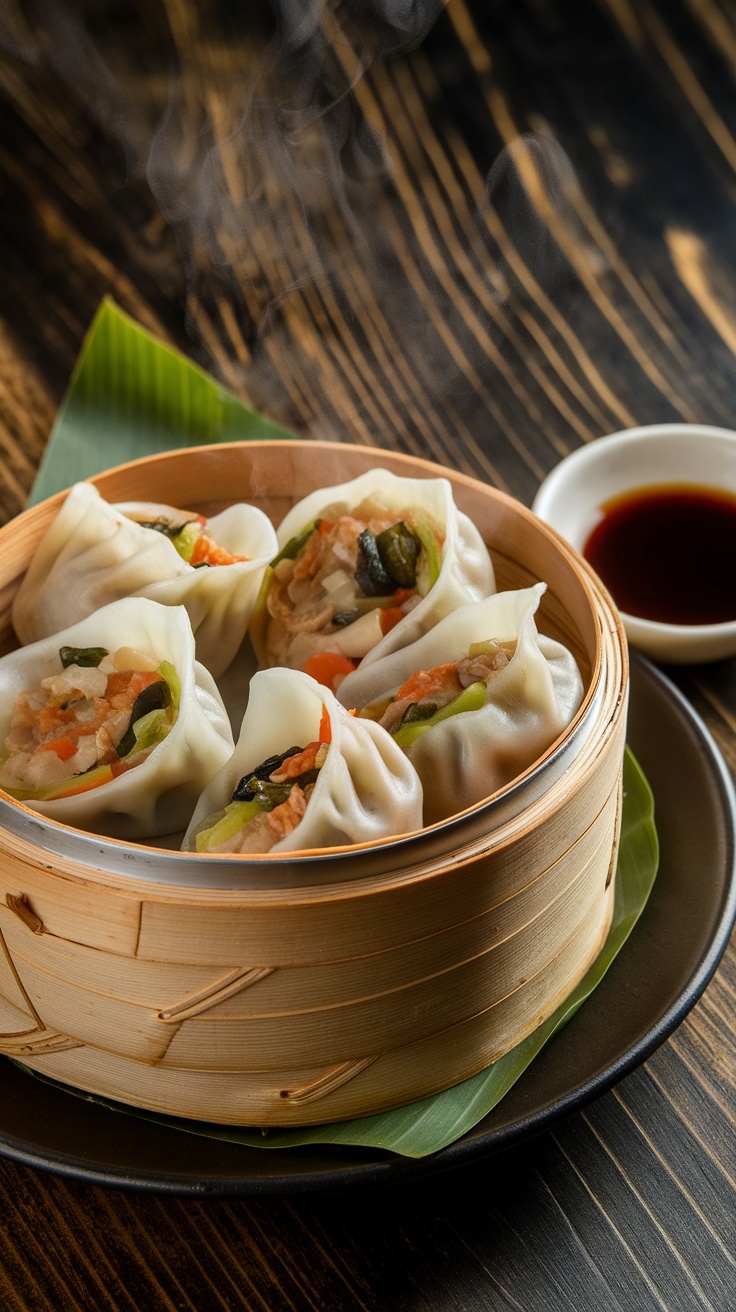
(0, 0), (590, 481)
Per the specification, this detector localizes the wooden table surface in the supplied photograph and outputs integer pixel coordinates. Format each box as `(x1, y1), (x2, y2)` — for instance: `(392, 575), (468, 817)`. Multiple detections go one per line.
(0, 1), (734, 1308)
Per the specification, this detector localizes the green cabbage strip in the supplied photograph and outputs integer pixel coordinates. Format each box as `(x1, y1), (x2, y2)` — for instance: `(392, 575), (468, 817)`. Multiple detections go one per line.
(411, 512), (442, 592)
(1, 762), (115, 803)
(122, 662), (180, 758)
(392, 681), (487, 750)
(124, 707), (171, 757)
(157, 660), (181, 709)
(194, 798), (270, 853)
(270, 519), (318, 569)
(170, 521), (202, 563)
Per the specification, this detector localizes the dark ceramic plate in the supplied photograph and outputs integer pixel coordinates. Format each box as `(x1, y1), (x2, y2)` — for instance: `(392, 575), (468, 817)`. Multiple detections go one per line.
(1, 652), (734, 1196)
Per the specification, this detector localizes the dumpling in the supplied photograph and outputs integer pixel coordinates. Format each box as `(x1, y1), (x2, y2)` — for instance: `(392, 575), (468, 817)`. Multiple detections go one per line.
(184, 667), (424, 855)
(250, 468), (496, 700)
(11, 482), (278, 677)
(0, 598), (234, 839)
(355, 584), (584, 826)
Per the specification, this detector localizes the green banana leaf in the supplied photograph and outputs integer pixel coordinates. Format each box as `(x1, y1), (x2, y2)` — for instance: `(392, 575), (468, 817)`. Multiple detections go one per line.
(19, 748), (657, 1158)
(29, 298), (295, 505)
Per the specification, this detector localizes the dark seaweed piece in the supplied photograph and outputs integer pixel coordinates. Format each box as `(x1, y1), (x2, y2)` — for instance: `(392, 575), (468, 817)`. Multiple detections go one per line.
(400, 701), (438, 726)
(193, 562), (212, 569)
(134, 519), (195, 540)
(231, 746), (304, 801)
(237, 777), (294, 808)
(375, 521), (420, 587)
(333, 610), (361, 626)
(116, 678), (171, 758)
(240, 768), (320, 809)
(354, 529), (394, 596)
(59, 646), (109, 668)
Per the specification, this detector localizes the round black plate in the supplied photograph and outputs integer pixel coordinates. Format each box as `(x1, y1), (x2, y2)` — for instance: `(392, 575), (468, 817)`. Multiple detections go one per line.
(1, 652), (734, 1196)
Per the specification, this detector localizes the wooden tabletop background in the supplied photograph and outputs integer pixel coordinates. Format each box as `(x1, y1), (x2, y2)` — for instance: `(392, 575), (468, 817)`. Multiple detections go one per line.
(0, 0), (734, 1308)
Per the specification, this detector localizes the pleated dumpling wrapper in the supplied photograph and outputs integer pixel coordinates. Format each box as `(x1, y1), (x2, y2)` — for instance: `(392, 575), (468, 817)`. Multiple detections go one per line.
(249, 468), (495, 704)
(184, 667), (424, 856)
(0, 598), (234, 840)
(355, 584), (584, 827)
(11, 482), (278, 678)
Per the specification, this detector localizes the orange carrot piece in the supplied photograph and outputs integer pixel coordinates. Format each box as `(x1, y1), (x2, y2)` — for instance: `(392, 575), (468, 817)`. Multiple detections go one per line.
(318, 706), (332, 743)
(104, 671), (132, 699)
(42, 735), (78, 761)
(52, 766), (114, 799)
(38, 704), (75, 735)
(106, 670), (162, 702)
(270, 741), (321, 780)
(379, 606), (404, 636)
(303, 652), (357, 691)
(394, 663), (462, 705)
(127, 671), (164, 699)
(189, 533), (247, 567)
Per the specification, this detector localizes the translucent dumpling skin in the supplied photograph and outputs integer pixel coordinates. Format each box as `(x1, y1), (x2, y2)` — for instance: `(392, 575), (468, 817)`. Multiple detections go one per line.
(12, 482), (278, 677)
(250, 469), (496, 700)
(357, 585), (584, 826)
(0, 598), (234, 839)
(184, 667), (424, 856)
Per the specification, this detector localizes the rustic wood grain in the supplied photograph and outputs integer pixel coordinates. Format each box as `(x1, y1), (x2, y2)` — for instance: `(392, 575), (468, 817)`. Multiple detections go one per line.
(0, 0), (734, 1308)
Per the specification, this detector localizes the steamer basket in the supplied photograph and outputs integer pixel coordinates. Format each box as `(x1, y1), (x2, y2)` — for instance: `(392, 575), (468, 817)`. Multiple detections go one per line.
(0, 442), (628, 1125)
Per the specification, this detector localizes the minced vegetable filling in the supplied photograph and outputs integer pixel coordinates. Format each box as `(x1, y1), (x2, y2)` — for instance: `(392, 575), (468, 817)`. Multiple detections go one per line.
(126, 510), (248, 568)
(194, 708), (332, 855)
(264, 497), (444, 688)
(0, 645), (179, 801)
(364, 639), (517, 748)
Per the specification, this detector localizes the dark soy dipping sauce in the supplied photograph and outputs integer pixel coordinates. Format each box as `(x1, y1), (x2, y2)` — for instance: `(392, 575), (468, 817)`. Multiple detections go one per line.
(583, 483), (736, 626)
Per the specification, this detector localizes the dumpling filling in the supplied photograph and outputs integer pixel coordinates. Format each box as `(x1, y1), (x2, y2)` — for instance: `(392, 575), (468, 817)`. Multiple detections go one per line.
(193, 709), (332, 854)
(262, 499), (444, 687)
(124, 506), (248, 568)
(0, 645), (179, 800)
(368, 639), (517, 747)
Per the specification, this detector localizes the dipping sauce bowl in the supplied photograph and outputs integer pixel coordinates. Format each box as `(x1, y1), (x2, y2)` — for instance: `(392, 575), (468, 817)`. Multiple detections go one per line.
(532, 424), (736, 664)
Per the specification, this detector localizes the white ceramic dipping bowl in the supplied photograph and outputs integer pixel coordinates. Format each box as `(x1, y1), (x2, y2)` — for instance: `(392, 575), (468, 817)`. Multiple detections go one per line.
(532, 423), (736, 664)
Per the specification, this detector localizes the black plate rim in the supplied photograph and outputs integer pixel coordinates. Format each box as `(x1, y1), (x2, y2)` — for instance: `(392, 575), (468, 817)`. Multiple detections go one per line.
(1, 652), (734, 1197)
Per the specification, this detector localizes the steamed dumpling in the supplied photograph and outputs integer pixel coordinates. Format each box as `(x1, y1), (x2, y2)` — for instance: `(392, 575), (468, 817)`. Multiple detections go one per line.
(356, 584), (584, 826)
(0, 598), (234, 839)
(11, 482), (278, 677)
(184, 667), (424, 855)
(250, 468), (495, 697)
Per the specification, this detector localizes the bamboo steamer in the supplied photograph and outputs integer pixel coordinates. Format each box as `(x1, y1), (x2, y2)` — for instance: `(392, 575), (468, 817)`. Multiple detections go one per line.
(0, 442), (628, 1125)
